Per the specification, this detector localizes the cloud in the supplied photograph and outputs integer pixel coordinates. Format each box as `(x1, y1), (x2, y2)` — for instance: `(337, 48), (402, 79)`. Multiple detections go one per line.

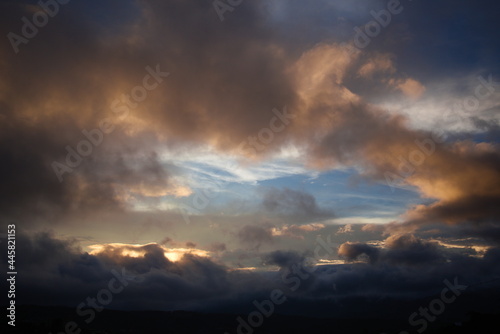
(0, 108), (187, 223)
(0, 0), (299, 224)
(357, 53), (396, 78)
(1, 0), (497, 240)
(262, 187), (332, 218)
(237, 224), (275, 250)
(1, 0), (500, 324)
(457, 222), (500, 246)
(185, 241), (197, 248)
(336, 224), (354, 234)
(207, 242), (227, 253)
(338, 242), (380, 264)
(262, 250), (306, 269)
(288, 44), (499, 236)
(159, 237), (173, 245)
(3, 230), (500, 319)
(339, 234), (445, 266)
(384, 234), (444, 265)
(271, 223), (325, 239)
(389, 77), (426, 99)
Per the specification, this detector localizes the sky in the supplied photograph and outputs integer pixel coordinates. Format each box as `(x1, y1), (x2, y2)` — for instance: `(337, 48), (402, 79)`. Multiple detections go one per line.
(1, 0), (500, 331)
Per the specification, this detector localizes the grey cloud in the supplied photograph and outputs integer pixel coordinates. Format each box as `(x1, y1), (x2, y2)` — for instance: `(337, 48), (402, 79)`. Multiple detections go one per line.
(339, 234), (444, 266)
(262, 250), (306, 269)
(262, 187), (333, 218)
(207, 242), (226, 252)
(384, 234), (445, 265)
(236, 224), (274, 250)
(338, 242), (380, 264)
(2, 230), (500, 319)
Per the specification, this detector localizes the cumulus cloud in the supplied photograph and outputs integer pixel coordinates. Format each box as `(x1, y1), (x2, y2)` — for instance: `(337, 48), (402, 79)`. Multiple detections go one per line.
(262, 250), (306, 269)
(338, 242), (380, 264)
(384, 234), (444, 265)
(2, 230), (500, 319)
(339, 234), (445, 266)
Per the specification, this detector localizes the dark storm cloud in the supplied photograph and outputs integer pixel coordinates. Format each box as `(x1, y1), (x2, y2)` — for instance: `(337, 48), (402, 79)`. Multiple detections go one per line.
(0, 231), (279, 312)
(2, 230), (500, 318)
(384, 234), (444, 265)
(0, 1), (184, 222)
(405, 193), (500, 227)
(262, 250), (306, 269)
(0, 115), (177, 223)
(458, 222), (500, 246)
(338, 242), (380, 264)
(0, 114), (129, 221)
(338, 234), (447, 266)
(339, 234), (444, 266)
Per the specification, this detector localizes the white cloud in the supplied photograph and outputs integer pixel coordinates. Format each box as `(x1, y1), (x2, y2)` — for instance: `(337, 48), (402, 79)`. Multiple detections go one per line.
(377, 73), (500, 133)
(159, 145), (316, 189)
